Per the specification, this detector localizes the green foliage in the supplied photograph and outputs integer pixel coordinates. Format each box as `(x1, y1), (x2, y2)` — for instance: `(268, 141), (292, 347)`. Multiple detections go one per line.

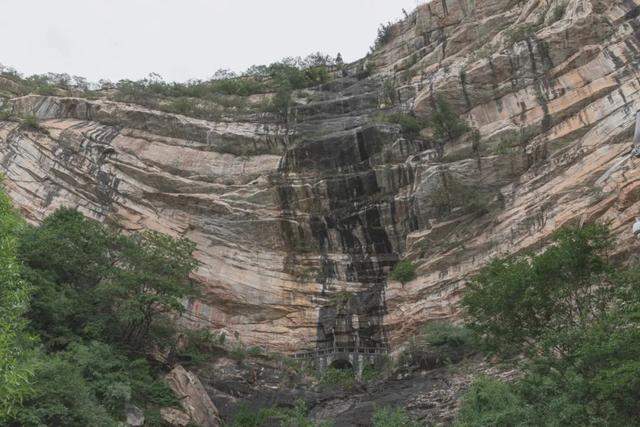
(456, 377), (529, 427)
(400, 322), (476, 370)
(319, 367), (356, 390)
(431, 96), (469, 142)
(12, 341), (178, 426)
(505, 23), (539, 45)
(382, 79), (397, 105)
(229, 344), (247, 362)
(20, 208), (197, 350)
(0, 184), (34, 422)
(380, 113), (427, 139)
(372, 406), (420, 427)
(230, 400), (325, 427)
(373, 22), (394, 51)
(389, 259), (416, 284)
(462, 224), (613, 353)
(551, 2), (568, 23)
(246, 346), (264, 357)
(457, 224), (640, 426)
(430, 172), (489, 216)
(2, 206), (199, 424)
(114, 53), (335, 117)
(19, 114), (43, 132)
(174, 329), (226, 367)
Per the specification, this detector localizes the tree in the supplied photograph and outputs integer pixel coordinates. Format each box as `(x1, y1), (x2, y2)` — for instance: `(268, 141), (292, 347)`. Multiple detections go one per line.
(105, 230), (197, 347)
(462, 224), (613, 353)
(19, 208), (198, 349)
(431, 96), (469, 142)
(389, 259), (416, 285)
(0, 185), (35, 422)
(457, 224), (640, 426)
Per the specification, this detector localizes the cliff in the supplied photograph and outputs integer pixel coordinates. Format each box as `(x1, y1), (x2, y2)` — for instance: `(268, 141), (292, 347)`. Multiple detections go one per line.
(1, 0), (639, 355)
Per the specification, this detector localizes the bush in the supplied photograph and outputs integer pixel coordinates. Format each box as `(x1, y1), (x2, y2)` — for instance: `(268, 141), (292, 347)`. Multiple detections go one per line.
(456, 377), (529, 427)
(319, 367), (356, 390)
(389, 259), (416, 284)
(372, 406), (420, 427)
(20, 114), (43, 132)
(382, 79), (397, 105)
(0, 184), (35, 423)
(431, 97), (469, 142)
(400, 322), (476, 370)
(430, 172), (489, 216)
(381, 113), (427, 138)
(373, 22), (394, 50)
(504, 23), (538, 45)
(230, 400), (322, 427)
(4, 206), (199, 423)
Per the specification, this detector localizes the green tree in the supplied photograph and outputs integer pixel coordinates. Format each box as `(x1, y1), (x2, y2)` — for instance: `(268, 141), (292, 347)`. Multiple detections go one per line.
(457, 224), (640, 426)
(19, 209), (198, 350)
(0, 185), (35, 422)
(462, 224), (613, 353)
(105, 230), (197, 347)
(431, 96), (469, 142)
(389, 259), (416, 285)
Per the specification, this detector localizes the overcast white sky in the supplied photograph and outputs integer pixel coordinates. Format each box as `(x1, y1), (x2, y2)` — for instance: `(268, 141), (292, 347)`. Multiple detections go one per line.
(0, 0), (424, 83)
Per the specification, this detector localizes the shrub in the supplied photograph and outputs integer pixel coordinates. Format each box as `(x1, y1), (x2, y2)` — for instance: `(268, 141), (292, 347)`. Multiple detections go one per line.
(228, 344), (247, 362)
(389, 259), (416, 284)
(246, 346), (264, 357)
(430, 172), (489, 216)
(431, 97), (469, 142)
(319, 367), (356, 390)
(372, 406), (420, 427)
(380, 113), (427, 138)
(20, 114), (43, 132)
(504, 23), (538, 45)
(456, 377), (529, 427)
(462, 224), (613, 353)
(0, 184), (34, 423)
(400, 322), (476, 370)
(551, 2), (568, 23)
(382, 79), (397, 105)
(230, 400), (322, 427)
(373, 22), (394, 51)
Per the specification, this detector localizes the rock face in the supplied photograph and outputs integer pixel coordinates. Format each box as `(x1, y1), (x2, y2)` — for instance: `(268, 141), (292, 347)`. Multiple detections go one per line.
(1, 0), (640, 353)
(166, 365), (222, 427)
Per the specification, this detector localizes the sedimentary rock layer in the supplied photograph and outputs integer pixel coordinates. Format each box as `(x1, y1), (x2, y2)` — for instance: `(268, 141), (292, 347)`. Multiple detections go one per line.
(1, 0), (640, 352)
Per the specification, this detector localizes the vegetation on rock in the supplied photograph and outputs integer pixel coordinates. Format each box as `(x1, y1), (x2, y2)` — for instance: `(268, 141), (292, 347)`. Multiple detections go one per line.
(389, 259), (417, 284)
(457, 224), (640, 426)
(0, 194), (199, 425)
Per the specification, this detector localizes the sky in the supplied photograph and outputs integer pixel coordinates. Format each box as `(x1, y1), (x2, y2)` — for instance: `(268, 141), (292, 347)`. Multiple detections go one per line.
(0, 0), (425, 83)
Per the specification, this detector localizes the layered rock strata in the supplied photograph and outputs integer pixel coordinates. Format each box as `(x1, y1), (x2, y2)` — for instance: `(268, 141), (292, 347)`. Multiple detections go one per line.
(1, 0), (640, 353)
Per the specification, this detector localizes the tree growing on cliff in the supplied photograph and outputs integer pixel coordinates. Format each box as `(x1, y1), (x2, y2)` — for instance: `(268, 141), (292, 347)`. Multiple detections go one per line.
(431, 96), (469, 143)
(389, 259), (416, 285)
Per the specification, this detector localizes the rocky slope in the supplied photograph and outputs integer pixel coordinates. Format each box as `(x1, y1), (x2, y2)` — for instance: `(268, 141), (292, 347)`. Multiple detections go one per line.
(1, 0), (640, 356)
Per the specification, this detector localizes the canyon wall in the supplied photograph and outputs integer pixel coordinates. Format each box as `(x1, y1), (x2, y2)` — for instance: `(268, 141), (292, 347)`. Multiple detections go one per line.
(1, 0), (640, 353)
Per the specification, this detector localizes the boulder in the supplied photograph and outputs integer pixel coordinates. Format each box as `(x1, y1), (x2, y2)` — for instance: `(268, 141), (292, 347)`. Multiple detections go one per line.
(125, 403), (144, 426)
(166, 365), (221, 427)
(160, 407), (191, 427)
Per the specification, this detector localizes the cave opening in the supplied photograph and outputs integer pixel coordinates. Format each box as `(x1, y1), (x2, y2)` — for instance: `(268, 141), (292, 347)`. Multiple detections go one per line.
(329, 359), (353, 370)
